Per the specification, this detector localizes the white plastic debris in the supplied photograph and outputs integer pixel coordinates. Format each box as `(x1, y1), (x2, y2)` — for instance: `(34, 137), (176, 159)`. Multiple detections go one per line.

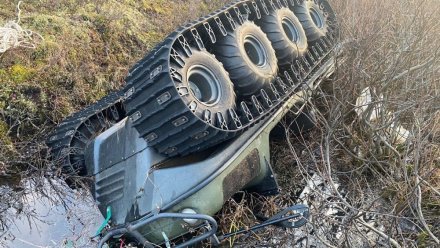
(389, 122), (411, 145)
(355, 87), (384, 122)
(293, 174), (381, 246)
(355, 87), (410, 145)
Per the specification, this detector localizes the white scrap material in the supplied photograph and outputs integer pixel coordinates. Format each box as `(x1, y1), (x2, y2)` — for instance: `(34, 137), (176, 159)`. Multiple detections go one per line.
(388, 122), (411, 145)
(355, 87), (384, 122)
(293, 174), (383, 247)
(355, 87), (410, 145)
(0, 1), (43, 53)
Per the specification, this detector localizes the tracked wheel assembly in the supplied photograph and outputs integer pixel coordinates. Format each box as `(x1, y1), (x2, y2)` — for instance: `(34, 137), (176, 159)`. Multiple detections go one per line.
(47, 0), (339, 172)
(257, 7), (308, 67)
(294, 0), (336, 43)
(47, 92), (126, 176)
(213, 21), (278, 97)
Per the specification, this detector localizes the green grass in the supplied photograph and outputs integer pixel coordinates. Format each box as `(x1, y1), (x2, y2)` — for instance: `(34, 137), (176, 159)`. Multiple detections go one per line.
(0, 0), (225, 173)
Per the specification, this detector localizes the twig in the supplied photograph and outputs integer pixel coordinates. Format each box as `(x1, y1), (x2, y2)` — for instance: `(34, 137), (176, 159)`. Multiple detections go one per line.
(383, 57), (435, 83)
(307, 223), (338, 248)
(356, 219), (402, 248)
(419, 176), (440, 197)
(413, 119), (440, 244)
(415, 176), (440, 244)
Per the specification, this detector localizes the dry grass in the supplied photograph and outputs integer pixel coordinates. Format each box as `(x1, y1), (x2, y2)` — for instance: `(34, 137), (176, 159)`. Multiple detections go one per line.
(0, 0), (227, 175)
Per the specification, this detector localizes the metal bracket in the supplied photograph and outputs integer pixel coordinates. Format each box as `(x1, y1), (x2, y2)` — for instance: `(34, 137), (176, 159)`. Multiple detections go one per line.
(190, 28), (205, 50)
(241, 102), (254, 122)
(252, 1), (262, 19)
(129, 111), (141, 123)
(214, 17), (227, 35)
(124, 87), (135, 100)
(203, 22), (216, 43)
(216, 204), (310, 241)
(259, 0), (269, 15)
(247, 157), (279, 196)
(97, 213), (218, 248)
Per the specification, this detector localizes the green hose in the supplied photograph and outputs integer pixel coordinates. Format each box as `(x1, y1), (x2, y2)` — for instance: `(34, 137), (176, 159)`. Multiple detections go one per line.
(96, 206), (112, 236)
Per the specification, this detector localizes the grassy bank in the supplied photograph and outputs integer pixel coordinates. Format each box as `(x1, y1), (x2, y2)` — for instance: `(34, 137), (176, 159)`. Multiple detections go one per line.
(0, 0), (225, 176)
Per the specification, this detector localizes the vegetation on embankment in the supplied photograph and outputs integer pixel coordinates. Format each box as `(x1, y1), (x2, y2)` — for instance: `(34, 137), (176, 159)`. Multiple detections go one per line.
(0, 0), (225, 176)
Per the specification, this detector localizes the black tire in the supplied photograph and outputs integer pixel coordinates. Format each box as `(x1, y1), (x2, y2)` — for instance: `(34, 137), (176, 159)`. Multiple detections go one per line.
(288, 107), (317, 133)
(173, 49), (236, 123)
(257, 8), (308, 67)
(123, 47), (237, 157)
(294, 0), (331, 43)
(46, 91), (126, 187)
(270, 106), (317, 140)
(213, 21), (278, 97)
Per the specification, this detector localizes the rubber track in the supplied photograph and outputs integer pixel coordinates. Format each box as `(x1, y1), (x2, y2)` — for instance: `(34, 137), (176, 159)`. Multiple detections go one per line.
(122, 0), (339, 157)
(47, 91), (126, 176)
(47, 0), (339, 163)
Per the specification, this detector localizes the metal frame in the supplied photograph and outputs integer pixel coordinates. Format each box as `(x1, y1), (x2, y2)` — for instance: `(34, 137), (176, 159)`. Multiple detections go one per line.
(98, 213), (218, 248)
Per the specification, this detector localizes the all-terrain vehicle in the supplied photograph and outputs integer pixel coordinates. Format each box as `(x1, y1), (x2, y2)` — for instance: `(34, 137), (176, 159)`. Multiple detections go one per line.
(47, 0), (340, 246)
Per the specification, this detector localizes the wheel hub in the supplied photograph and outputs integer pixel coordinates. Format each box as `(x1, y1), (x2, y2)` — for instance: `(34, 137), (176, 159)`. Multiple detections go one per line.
(188, 65), (221, 106)
(244, 35), (268, 67)
(282, 17), (300, 43)
(310, 7), (325, 29)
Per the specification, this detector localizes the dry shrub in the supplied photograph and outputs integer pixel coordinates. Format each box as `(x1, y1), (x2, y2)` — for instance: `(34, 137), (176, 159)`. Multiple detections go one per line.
(306, 0), (440, 246)
(218, 0), (440, 246)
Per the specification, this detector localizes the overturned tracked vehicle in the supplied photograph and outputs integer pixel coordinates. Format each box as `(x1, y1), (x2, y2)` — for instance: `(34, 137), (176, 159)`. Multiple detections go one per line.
(47, 0), (340, 246)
